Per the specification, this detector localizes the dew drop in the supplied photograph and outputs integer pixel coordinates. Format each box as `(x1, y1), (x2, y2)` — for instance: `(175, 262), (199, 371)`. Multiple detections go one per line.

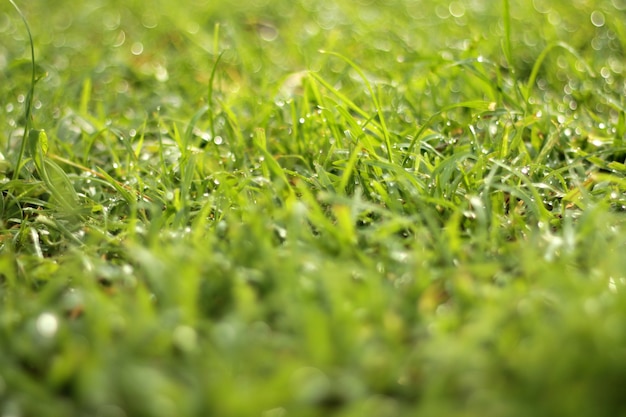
(258, 24), (278, 42)
(155, 65), (169, 82)
(36, 313), (58, 338)
(131, 42), (144, 55)
(591, 11), (605, 27)
(449, 1), (465, 17)
(113, 30), (126, 47)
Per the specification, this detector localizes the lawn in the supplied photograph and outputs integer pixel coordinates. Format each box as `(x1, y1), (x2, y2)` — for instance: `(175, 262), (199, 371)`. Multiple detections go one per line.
(1, 0), (626, 415)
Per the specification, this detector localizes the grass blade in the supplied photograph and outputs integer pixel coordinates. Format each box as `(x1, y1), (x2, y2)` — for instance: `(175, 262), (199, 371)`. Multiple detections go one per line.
(9, 0), (36, 180)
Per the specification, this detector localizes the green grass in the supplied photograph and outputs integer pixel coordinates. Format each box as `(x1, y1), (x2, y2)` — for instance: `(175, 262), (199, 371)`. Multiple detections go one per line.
(1, 0), (626, 415)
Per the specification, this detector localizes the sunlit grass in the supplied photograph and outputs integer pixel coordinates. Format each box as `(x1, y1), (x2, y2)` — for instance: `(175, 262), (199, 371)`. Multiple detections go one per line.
(1, 0), (626, 415)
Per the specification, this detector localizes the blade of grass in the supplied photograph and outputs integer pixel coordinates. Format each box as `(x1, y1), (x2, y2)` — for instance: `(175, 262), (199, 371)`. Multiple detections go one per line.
(337, 142), (364, 195)
(254, 128), (294, 197)
(9, 0), (36, 180)
(501, 0), (515, 75)
(207, 51), (224, 140)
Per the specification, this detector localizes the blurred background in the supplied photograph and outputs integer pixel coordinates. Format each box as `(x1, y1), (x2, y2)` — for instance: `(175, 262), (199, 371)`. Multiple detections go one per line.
(1, 0), (624, 125)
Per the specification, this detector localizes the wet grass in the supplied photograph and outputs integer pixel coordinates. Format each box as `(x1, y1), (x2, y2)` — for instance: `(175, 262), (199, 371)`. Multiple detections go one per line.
(1, 0), (626, 416)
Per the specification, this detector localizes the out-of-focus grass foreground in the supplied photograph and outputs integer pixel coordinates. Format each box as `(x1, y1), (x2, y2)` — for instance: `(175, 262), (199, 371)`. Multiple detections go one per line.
(1, 0), (626, 416)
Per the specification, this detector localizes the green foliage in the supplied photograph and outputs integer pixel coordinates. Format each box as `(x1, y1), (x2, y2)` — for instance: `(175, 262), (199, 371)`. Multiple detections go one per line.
(1, 0), (626, 416)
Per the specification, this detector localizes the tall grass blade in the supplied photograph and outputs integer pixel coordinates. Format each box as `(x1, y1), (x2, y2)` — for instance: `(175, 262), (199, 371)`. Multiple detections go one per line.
(9, 0), (36, 180)
(501, 0), (515, 75)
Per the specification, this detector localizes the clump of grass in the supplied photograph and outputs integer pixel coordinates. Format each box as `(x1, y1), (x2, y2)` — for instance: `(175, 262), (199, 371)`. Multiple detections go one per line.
(1, 0), (626, 416)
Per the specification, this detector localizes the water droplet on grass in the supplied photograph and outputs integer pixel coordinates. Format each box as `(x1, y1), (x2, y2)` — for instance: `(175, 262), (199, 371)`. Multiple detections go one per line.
(449, 1), (466, 17)
(155, 65), (169, 82)
(258, 23), (278, 42)
(131, 42), (144, 55)
(113, 30), (126, 47)
(36, 313), (58, 338)
(591, 11), (605, 27)
(142, 12), (158, 29)
(435, 5), (450, 18)
(391, 251), (409, 263)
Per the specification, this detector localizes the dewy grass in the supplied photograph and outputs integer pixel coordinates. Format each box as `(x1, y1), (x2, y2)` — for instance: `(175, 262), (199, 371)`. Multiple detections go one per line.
(1, 0), (626, 416)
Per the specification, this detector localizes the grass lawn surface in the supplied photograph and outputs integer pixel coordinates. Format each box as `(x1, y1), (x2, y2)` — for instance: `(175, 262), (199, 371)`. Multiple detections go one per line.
(1, 0), (626, 415)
